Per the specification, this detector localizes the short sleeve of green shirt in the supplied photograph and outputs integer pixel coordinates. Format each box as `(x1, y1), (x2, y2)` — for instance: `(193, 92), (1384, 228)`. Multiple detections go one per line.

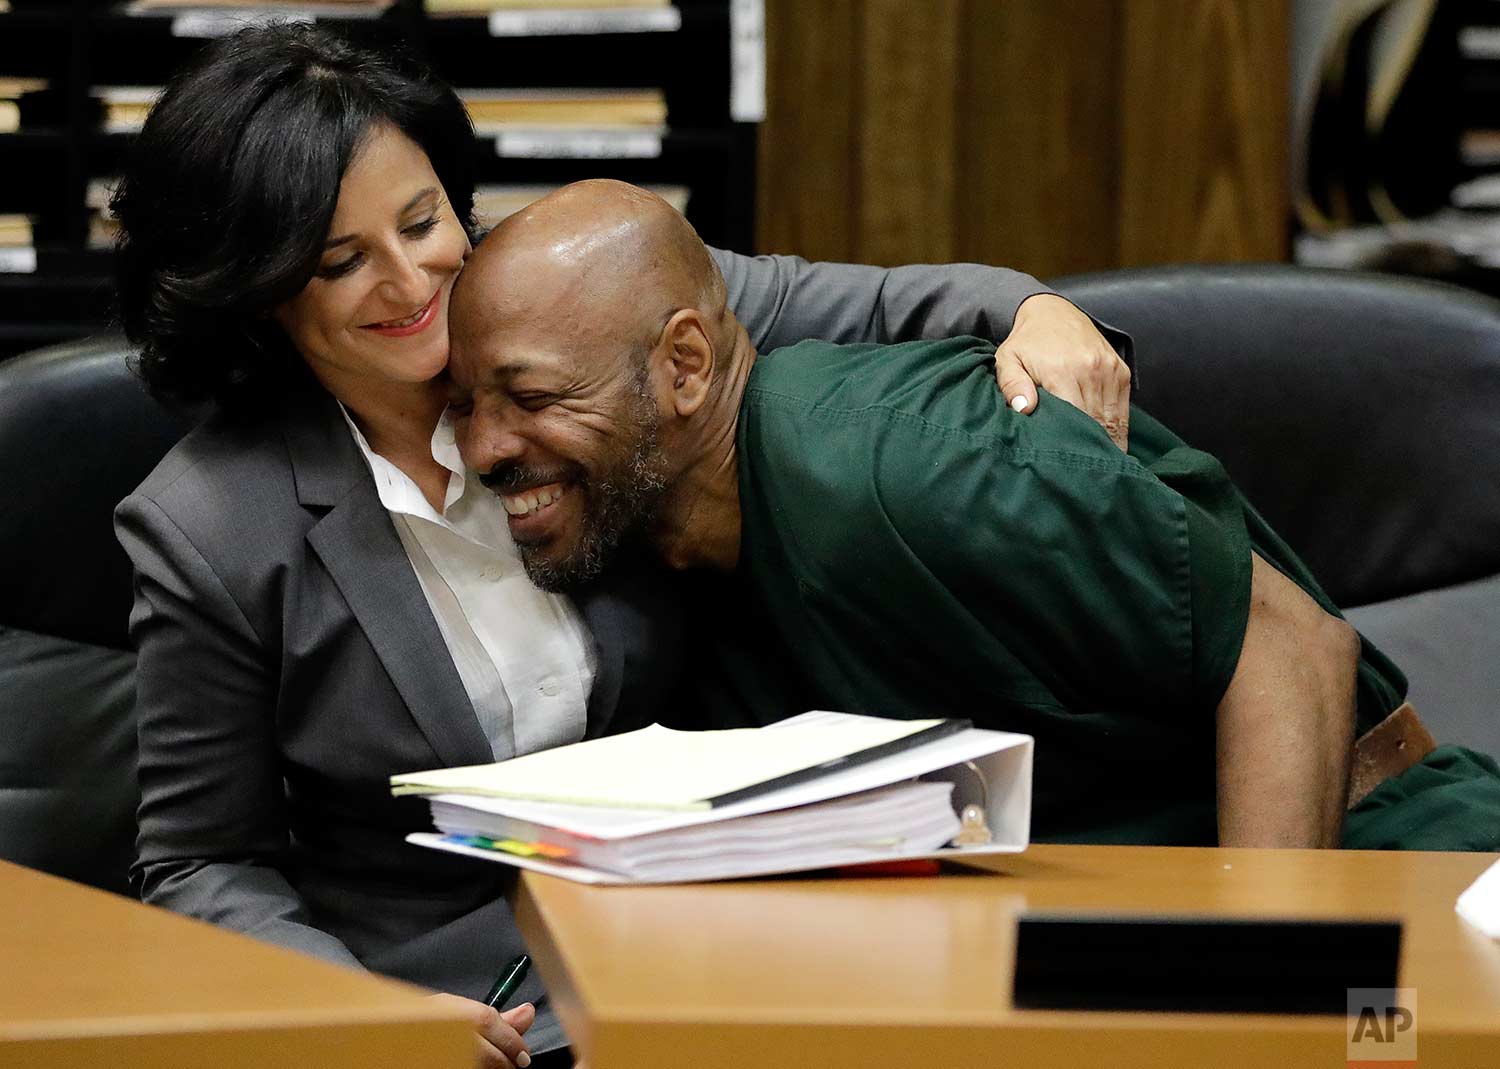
(738, 337), (1254, 721)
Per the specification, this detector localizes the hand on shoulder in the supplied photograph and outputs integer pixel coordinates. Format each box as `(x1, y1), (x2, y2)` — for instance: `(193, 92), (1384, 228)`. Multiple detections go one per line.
(995, 293), (1132, 451)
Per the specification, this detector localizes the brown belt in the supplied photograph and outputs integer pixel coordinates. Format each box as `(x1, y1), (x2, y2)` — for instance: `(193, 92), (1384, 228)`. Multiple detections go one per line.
(1346, 701), (1437, 809)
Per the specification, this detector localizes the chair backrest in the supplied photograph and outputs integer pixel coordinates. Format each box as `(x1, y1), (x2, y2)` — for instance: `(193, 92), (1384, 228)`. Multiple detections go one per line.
(0, 336), (189, 893)
(1054, 264), (1500, 610)
(1055, 264), (1500, 757)
(0, 335), (191, 650)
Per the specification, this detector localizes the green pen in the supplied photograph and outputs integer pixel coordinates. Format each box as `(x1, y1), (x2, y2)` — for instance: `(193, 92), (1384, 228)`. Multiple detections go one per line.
(484, 953), (532, 1010)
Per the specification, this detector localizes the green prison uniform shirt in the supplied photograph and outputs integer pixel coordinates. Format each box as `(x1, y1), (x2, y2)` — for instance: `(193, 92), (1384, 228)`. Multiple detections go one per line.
(669, 336), (1500, 850)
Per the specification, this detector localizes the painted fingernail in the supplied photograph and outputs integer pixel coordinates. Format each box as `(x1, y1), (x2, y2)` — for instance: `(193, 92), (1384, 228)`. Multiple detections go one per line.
(517, 1051), (531, 1067)
(1010, 395), (1029, 413)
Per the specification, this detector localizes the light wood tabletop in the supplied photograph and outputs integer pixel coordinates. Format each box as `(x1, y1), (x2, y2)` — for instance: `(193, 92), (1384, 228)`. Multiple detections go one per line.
(0, 860), (473, 1069)
(516, 843), (1500, 1068)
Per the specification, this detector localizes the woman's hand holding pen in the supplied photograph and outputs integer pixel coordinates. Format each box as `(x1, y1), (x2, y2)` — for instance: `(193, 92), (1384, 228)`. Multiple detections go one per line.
(428, 992), (536, 1068)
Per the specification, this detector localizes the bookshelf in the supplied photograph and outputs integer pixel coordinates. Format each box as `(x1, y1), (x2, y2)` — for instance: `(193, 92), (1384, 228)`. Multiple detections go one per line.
(0, 0), (760, 358)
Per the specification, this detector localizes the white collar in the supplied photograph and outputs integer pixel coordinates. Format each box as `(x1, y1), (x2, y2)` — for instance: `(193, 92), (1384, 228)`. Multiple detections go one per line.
(338, 403), (468, 523)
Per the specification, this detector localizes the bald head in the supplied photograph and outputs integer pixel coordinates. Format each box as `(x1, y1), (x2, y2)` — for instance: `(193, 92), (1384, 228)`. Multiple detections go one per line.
(445, 181), (751, 592)
(451, 179), (727, 359)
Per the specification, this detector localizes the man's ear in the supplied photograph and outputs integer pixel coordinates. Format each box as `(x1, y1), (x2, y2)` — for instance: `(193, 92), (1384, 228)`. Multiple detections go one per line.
(656, 308), (715, 417)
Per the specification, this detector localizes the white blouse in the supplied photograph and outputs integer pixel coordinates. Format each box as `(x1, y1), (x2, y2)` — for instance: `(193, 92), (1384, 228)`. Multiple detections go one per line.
(340, 405), (597, 760)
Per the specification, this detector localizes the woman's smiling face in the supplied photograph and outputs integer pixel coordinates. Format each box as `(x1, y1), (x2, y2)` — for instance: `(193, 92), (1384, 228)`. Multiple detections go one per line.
(272, 122), (470, 394)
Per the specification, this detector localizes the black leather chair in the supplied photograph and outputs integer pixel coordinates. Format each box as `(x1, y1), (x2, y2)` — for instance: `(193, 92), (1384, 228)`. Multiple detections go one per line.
(1056, 264), (1500, 758)
(0, 336), (190, 893)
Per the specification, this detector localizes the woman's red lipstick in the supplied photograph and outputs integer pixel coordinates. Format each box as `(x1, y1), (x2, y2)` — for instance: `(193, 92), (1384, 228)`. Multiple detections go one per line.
(362, 290), (440, 337)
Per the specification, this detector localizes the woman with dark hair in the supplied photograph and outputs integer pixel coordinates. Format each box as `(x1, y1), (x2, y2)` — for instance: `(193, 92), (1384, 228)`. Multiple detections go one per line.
(112, 21), (479, 413)
(112, 22), (1129, 1069)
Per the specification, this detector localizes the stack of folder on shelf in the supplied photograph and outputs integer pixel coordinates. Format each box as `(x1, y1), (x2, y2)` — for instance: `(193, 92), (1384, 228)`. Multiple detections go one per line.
(394, 710), (1033, 885)
(0, 78), (49, 134)
(473, 182), (687, 230)
(462, 88), (668, 158)
(429, 0), (680, 35)
(0, 214), (36, 274)
(85, 178), (120, 250)
(123, 0), (393, 11)
(92, 87), (161, 134)
(427, 0), (671, 14)
(0, 215), (33, 248)
(460, 88), (666, 133)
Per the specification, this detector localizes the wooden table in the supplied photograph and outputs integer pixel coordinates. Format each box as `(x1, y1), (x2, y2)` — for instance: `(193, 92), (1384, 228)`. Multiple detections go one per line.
(0, 860), (473, 1069)
(516, 844), (1500, 1068)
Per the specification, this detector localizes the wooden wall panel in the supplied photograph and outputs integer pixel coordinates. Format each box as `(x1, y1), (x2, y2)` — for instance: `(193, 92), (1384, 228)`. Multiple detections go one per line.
(954, 0), (1122, 277)
(756, 0), (1290, 274)
(855, 0), (962, 265)
(1117, 0), (1291, 264)
(756, 0), (860, 262)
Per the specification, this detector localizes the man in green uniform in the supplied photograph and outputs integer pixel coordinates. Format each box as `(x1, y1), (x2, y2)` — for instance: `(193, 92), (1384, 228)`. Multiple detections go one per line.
(446, 180), (1500, 851)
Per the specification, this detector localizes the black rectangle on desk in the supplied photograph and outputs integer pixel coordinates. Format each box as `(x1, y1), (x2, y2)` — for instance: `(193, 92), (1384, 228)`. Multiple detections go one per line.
(1012, 912), (1402, 1015)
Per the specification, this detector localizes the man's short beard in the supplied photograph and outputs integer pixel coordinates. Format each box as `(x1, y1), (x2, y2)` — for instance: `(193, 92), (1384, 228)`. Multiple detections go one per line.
(517, 372), (667, 593)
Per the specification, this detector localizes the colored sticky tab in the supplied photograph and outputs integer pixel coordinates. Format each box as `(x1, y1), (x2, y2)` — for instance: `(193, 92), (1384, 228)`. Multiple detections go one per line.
(528, 842), (572, 860)
(440, 834), (574, 860)
(441, 834), (495, 849)
(490, 839), (543, 858)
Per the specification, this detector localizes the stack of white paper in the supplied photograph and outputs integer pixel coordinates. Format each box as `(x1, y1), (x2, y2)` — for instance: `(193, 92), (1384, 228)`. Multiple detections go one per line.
(393, 712), (962, 809)
(433, 780), (958, 882)
(396, 711), (1035, 885)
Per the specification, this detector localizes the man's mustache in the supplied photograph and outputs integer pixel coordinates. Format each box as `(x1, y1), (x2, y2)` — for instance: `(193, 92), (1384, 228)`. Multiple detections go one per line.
(478, 461), (582, 494)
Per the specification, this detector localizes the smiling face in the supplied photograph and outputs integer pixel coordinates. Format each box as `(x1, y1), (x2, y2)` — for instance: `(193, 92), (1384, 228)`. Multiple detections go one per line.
(271, 123), (469, 396)
(447, 267), (669, 592)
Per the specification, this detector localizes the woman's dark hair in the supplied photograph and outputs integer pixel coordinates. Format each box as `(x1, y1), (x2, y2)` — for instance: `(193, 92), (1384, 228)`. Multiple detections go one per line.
(111, 22), (476, 410)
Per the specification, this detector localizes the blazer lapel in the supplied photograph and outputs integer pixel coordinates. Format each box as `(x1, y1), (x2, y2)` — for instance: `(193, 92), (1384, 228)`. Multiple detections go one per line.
(578, 585), (625, 740)
(575, 555), (683, 739)
(285, 389), (492, 770)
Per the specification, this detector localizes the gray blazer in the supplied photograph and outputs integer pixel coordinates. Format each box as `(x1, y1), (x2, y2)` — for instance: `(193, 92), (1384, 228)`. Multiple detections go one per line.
(116, 249), (1066, 1053)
